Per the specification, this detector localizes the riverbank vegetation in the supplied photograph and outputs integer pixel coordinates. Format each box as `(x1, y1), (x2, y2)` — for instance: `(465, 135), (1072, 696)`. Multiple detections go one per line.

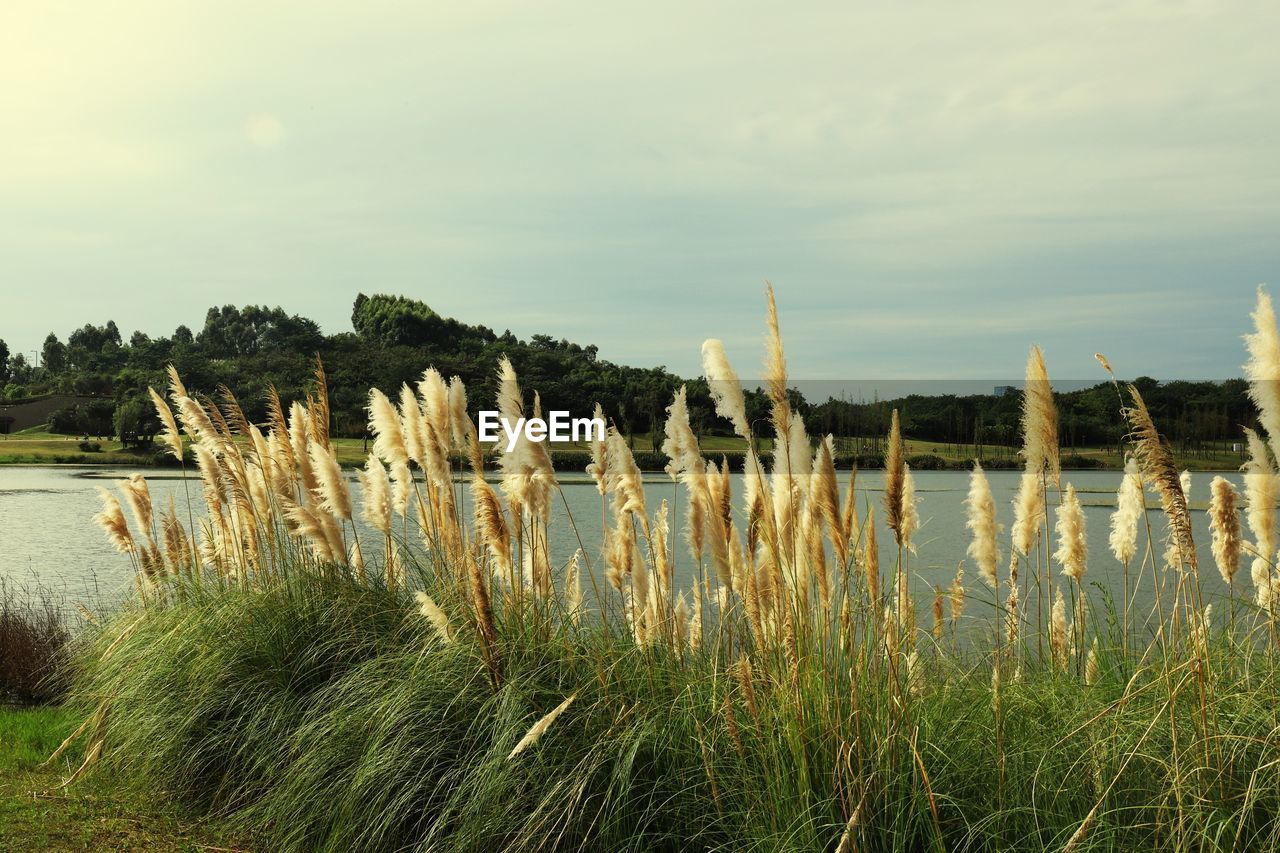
(0, 293), (1257, 469)
(52, 286), (1280, 850)
(0, 426), (1250, 472)
(0, 580), (71, 705)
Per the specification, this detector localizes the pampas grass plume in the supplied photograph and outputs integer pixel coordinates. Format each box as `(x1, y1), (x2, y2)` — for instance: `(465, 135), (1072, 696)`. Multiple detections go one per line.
(148, 386), (183, 462)
(1022, 345), (1060, 485)
(965, 462), (1000, 587)
(1244, 285), (1280, 461)
(1054, 483), (1087, 583)
(94, 488), (135, 554)
(884, 409), (906, 545)
(701, 338), (750, 439)
(414, 591), (452, 643)
(1011, 470), (1045, 557)
(1109, 458), (1143, 565)
(1209, 475), (1242, 585)
(508, 694), (576, 760)
(369, 389), (409, 469)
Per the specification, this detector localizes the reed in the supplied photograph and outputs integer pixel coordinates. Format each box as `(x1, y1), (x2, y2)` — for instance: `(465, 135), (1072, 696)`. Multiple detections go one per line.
(62, 286), (1280, 852)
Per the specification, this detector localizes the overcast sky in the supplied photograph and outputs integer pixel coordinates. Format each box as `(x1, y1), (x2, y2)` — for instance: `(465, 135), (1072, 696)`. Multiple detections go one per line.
(3, 1), (1277, 382)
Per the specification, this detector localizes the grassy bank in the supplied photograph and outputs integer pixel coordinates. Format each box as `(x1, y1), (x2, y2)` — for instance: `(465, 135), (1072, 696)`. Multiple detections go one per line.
(63, 571), (1280, 851)
(0, 705), (244, 851)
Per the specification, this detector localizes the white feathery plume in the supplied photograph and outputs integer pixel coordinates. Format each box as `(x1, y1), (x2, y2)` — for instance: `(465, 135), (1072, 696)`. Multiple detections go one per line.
(359, 456), (393, 535)
(369, 389), (409, 469)
(94, 487), (135, 554)
(585, 402), (608, 495)
(148, 386), (183, 462)
(965, 462), (1000, 588)
(1244, 285), (1280, 463)
(417, 368), (451, 456)
(508, 694), (576, 760)
(899, 462), (919, 554)
(1242, 428), (1277, 607)
(1022, 345), (1060, 486)
(309, 443), (352, 520)
(399, 383), (426, 470)
(700, 338), (750, 439)
(1208, 475), (1242, 585)
(1054, 483), (1087, 583)
(1011, 470), (1045, 557)
(1109, 458), (1143, 565)
(414, 591), (452, 643)
(564, 550), (583, 624)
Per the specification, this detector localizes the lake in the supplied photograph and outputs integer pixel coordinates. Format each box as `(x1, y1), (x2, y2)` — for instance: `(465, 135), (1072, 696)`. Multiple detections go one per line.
(0, 465), (1247, 630)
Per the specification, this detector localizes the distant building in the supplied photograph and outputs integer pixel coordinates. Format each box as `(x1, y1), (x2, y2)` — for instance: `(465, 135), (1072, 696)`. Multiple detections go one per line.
(993, 385), (1018, 397)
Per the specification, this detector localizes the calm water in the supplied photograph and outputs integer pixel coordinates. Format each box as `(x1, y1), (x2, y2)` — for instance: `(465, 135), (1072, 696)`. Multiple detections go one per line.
(0, 465), (1244, 625)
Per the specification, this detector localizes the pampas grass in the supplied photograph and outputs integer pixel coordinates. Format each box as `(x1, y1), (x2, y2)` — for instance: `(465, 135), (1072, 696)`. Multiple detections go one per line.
(1242, 427), (1276, 607)
(93, 488), (135, 555)
(701, 338), (749, 439)
(1125, 385), (1197, 574)
(585, 402), (608, 496)
(359, 457), (393, 536)
(369, 389), (409, 469)
(1209, 475), (1242, 586)
(507, 694), (576, 760)
(1109, 458), (1143, 565)
(1011, 470), (1045, 558)
(965, 462), (1000, 588)
(884, 409), (906, 547)
(1245, 285), (1280, 462)
(1054, 484), (1087, 584)
(414, 591), (452, 644)
(1022, 345), (1060, 485)
(149, 386), (183, 462)
(68, 284), (1280, 853)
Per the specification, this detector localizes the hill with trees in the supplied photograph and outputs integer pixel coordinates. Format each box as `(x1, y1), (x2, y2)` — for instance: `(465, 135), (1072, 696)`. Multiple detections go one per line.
(0, 294), (1258, 467)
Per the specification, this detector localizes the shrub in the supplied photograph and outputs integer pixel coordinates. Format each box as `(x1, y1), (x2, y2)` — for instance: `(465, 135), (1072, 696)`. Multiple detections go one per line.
(0, 581), (72, 704)
(906, 452), (948, 470)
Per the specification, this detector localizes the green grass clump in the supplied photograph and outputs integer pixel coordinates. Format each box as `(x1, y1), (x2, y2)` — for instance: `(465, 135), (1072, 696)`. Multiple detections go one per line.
(67, 570), (1280, 852)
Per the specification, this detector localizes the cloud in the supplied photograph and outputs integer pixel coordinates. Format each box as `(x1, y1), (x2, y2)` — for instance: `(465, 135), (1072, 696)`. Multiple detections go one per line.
(0, 1), (1276, 379)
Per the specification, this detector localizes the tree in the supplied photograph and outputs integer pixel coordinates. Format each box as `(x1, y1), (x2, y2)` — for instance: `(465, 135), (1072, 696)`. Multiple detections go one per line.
(42, 333), (67, 373)
(0, 338), (9, 383)
(82, 400), (116, 438)
(114, 396), (159, 448)
(173, 325), (194, 345)
(7, 353), (31, 386)
(351, 293), (439, 346)
(198, 305), (323, 358)
(129, 330), (151, 348)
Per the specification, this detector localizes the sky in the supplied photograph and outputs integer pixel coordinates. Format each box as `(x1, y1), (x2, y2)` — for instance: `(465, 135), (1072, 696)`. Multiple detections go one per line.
(3, 1), (1278, 384)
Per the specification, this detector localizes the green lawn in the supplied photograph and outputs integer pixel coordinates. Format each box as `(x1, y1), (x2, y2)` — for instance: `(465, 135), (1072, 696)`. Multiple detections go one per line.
(0, 706), (245, 851)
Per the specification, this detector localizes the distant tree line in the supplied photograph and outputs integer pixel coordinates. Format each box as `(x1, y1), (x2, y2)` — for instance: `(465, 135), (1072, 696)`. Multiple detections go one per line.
(0, 295), (1260, 459)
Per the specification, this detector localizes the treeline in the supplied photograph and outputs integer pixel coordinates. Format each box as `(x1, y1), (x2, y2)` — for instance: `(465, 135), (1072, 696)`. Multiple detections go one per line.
(0, 294), (1259, 454)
